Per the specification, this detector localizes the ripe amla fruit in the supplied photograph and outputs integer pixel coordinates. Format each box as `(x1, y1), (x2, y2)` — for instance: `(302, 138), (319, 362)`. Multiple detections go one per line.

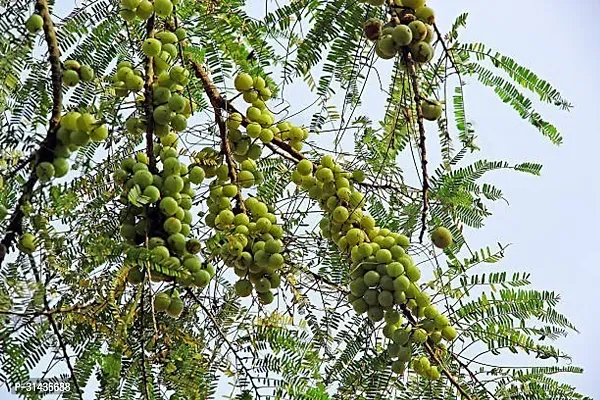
(19, 233), (36, 254)
(25, 14), (43, 33)
(431, 226), (452, 249)
(421, 100), (443, 121)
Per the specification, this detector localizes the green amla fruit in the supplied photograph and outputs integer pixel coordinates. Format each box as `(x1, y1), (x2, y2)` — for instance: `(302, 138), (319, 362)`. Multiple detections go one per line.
(415, 6), (435, 24)
(156, 31), (178, 44)
(153, 292), (171, 312)
(408, 20), (427, 42)
(431, 226), (452, 249)
(119, 9), (136, 22)
(441, 325), (458, 341)
(392, 25), (413, 47)
(136, 0), (154, 19)
(121, 0), (142, 10)
(36, 162), (55, 181)
(142, 38), (162, 57)
(410, 41), (434, 63)
(90, 124), (108, 141)
(52, 158), (69, 178)
(64, 60), (81, 70)
(421, 100), (443, 121)
(77, 113), (96, 132)
(62, 70), (80, 87)
(175, 27), (186, 40)
(402, 0), (425, 9)
(154, 0), (174, 18)
(234, 73), (253, 92)
(167, 296), (184, 318)
(79, 65), (95, 82)
(0, 205), (7, 220)
(363, 18), (382, 41)
(25, 14), (43, 33)
(423, 24), (435, 43)
(376, 35), (396, 58)
(19, 233), (36, 254)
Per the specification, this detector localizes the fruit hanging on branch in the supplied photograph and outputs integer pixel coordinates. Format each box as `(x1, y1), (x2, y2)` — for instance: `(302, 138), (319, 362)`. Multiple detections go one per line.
(25, 14), (43, 33)
(62, 60), (95, 87)
(431, 226), (452, 249)
(199, 73), (311, 303)
(421, 99), (443, 121)
(365, 2), (437, 64)
(290, 153), (456, 379)
(110, 13), (212, 319)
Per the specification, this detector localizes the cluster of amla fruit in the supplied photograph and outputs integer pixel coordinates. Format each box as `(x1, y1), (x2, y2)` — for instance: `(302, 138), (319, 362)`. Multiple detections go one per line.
(232, 73), (309, 152)
(205, 174), (285, 305)
(114, 148), (209, 296)
(39, 109), (108, 182)
(111, 30), (187, 100)
(363, 0), (436, 64)
(119, 0), (179, 21)
(62, 59), (95, 87)
(112, 9), (211, 319)
(291, 155), (457, 379)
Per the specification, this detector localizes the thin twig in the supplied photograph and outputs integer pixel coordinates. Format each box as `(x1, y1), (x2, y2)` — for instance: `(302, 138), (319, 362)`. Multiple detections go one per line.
(29, 256), (83, 399)
(187, 290), (261, 398)
(404, 52), (430, 244)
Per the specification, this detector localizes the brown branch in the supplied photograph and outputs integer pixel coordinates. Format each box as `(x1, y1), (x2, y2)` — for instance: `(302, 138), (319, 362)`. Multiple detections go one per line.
(143, 15), (156, 172)
(404, 52), (430, 244)
(433, 23), (461, 77)
(0, 0), (63, 265)
(188, 60), (246, 213)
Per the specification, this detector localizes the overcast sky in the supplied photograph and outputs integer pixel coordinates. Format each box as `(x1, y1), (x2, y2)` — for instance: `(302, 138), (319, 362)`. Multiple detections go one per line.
(3, 0), (598, 398)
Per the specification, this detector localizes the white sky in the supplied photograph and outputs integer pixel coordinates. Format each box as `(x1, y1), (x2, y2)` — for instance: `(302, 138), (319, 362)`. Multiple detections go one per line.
(3, 0), (598, 398)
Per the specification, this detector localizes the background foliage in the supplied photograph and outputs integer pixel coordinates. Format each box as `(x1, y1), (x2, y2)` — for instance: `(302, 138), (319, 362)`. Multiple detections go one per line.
(0, 0), (592, 399)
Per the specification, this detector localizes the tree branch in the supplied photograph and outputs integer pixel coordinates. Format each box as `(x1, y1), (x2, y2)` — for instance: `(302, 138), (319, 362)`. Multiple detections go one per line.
(188, 60), (246, 212)
(0, 0), (63, 265)
(143, 15), (156, 172)
(404, 52), (430, 244)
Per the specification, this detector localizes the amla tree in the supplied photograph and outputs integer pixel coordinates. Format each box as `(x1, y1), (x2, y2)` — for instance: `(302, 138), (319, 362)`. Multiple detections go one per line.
(0, 0), (590, 399)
